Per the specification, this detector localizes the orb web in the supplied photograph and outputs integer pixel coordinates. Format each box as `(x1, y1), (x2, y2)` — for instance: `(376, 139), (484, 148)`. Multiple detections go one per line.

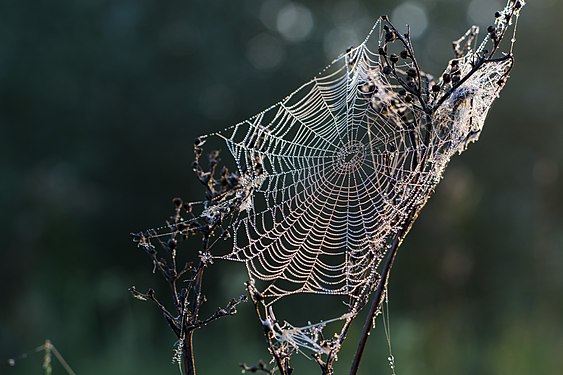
(195, 1), (522, 309)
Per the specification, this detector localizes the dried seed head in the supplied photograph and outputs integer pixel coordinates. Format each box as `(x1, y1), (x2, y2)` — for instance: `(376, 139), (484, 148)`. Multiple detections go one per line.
(172, 197), (183, 208)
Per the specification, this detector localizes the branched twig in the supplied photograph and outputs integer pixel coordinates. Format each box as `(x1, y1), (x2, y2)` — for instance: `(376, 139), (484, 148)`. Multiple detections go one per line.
(195, 295), (248, 329)
(378, 0), (521, 117)
(131, 144), (248, 374)
(247, 281), (292, 375)
(129, 287), (180, 335)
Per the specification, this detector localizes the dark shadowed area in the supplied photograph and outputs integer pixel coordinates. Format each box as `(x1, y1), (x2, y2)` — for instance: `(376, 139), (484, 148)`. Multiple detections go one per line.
(1, 0), (562, 374)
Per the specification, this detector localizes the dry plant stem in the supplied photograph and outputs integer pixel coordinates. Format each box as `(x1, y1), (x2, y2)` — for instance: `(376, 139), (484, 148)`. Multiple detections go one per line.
(434, 2), (520, 109)
(47, 344), (76, 375)
(433, 53), (513, 110)
(134, 200), (245, 375)
(347, 9), (521, 370)
(41, 340), (77, 375)
(182, 232), (212, 375)
(381, 19), (429, 114)
(184, 333), (196, 375)
(349, 231), (402, 375)
(342, 8), (521, 375)
(321, 316), (357, 374)
(132, 289), (179, 335)
(261, 314), (290, 374)
(381, 0), (519, 116)
(43, 340), (52, 375)
(321, 240), (404, 373)
(5, 340), (76, 375)
(323, 318), (353, 373)
(321, 242), (398, 374)
(248, 286), (290, 375)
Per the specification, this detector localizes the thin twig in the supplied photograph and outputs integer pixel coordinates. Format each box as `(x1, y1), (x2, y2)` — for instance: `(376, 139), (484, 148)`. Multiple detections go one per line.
(129, 287), (180, 335)
(247, 282), (290, 375)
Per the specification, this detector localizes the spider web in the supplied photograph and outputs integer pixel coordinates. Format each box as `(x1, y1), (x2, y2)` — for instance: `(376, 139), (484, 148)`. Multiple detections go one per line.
(196, 1), (521, 309)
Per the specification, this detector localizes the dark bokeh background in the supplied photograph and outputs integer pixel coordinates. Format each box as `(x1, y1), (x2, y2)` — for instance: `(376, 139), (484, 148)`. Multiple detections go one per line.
(1, 0), (562, 374)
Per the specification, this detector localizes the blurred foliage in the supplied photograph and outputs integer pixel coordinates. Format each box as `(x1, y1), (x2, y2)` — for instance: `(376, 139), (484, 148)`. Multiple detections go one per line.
(1, 0), (562, 374)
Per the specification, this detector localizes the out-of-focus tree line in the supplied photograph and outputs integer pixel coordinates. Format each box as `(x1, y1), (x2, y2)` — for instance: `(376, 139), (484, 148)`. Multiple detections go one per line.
(1, 0), (561, 374)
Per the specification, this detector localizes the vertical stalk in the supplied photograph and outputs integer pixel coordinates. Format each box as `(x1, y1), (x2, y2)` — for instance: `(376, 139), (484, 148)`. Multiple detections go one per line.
(183, 331), (196, 375)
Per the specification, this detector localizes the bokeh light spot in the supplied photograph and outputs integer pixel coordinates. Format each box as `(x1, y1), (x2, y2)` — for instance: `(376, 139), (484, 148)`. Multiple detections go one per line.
(391, 2), (428, 39)
(246, 33), (285, 70)
(276, 2), (314, 42)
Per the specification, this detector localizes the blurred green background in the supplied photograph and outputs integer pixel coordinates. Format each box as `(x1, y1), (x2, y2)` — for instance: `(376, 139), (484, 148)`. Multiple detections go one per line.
(1, 0), (562, 374)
